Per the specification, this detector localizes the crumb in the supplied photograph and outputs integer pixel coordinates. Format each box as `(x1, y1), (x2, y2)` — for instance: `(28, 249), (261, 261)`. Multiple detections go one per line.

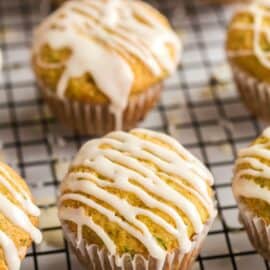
(220, 143), (231, 155)
(211, 63), (232, 85)
(40, 206), (60, 228)
(39, 206), (64, 248)
(202, 63), (232, 101)
(43, 231), (64, 248)
(54, 159), (70, 182)
(56, 136), (67, 148)
(168, 124), (177, 139)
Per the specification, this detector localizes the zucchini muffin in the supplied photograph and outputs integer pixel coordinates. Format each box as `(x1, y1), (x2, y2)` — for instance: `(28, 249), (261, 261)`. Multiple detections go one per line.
(226, 1), (270, 121)
(32, 0), (181, 135)
(58, 129), (216, 270)
(0, 162), (42, 270)
(233, 127), (270, 260)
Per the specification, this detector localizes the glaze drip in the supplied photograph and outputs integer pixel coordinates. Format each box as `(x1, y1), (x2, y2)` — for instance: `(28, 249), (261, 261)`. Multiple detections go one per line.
(0, 231), (20, 270)
(33, 0), (181, 129)
(59, 129), (215, 267)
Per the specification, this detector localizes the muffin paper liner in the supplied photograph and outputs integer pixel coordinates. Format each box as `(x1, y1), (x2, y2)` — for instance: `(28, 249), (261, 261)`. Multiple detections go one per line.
(40, 83), (162, 136)
(238, 202), (270, 260)
(61, 215), (216, 270)
(231, 64), (270, 122)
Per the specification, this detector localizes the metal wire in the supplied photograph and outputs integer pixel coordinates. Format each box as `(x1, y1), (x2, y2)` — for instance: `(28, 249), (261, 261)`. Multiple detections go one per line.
(0, 0), (268, 269)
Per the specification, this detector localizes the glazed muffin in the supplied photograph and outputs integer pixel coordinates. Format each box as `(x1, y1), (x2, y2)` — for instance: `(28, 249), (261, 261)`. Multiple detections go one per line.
(58, 129), (216, 270)
(233, 127), (270, 260)
(32, 0), (181, 135)
(226, 1), (270, 121)
(0, 162), (42, 270)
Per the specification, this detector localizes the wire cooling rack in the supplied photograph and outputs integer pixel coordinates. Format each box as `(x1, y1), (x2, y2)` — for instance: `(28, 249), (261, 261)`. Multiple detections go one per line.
(0, 0), (269, 269)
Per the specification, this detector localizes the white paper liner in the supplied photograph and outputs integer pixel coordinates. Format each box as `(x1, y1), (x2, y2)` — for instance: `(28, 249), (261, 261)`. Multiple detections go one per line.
(61, 215), (216, 270)
(231, 63), (270, 121)
(238, 202), (270, 260)
(40, 83), (162, 136)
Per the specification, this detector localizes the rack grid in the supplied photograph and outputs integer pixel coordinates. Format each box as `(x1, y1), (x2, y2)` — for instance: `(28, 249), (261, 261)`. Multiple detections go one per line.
(0, 0), (268, 269)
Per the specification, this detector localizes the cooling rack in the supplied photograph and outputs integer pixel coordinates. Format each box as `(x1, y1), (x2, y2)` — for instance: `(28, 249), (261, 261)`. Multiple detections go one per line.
(0, 0), (269, 269)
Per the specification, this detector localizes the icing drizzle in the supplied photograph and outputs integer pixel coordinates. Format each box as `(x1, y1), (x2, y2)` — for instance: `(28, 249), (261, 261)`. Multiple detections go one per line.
(233, 127), (270, 205)
(228, 1), (270, 69)
(58, 129), (215, 267)
(0, 164), (42, 270)
(33, 0), (181, 129)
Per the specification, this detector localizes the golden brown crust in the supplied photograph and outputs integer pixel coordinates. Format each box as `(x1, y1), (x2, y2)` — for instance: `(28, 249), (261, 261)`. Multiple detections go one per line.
(32, 1), (178, 104)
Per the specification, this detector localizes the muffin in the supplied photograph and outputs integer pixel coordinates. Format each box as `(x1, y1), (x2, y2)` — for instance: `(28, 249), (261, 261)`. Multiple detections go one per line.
(32, 0), (181, 135)
(0, 162), (42, 270)
(233, 127), (270, 260)
(58, 129), (216, 270)
(226, 1), (270, 121)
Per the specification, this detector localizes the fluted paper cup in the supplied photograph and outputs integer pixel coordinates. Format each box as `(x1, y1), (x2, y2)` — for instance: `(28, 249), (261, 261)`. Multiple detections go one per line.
(39, 83), (162, 136)
(62, 215), (216, 270)
(230, 64), (270, 122)
(238, 202), (270, 260)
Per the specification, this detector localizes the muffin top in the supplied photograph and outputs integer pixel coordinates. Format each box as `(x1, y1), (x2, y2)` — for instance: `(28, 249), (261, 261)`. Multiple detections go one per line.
(58, 129), (216, 264)
(0, 162), (42, 270)
(226, 1), (270, 83)
(32, 0), (181, 114)
(233, 127), (270, 224)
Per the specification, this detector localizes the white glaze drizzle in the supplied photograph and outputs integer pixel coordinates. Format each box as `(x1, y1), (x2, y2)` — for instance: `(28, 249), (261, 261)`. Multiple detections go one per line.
(233, 178), (270, 205)
(228, 1), (270, 68)
(59, 207), (116, 253)
(233, 127), (270, 204)
(0, 164), (42, 270)
(33, 0), (181, 129)
(0, 194), (42, 243)
(0, 231), (20, 270)
(0, 167), (40, 216)
(59, 129), (215, 266)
